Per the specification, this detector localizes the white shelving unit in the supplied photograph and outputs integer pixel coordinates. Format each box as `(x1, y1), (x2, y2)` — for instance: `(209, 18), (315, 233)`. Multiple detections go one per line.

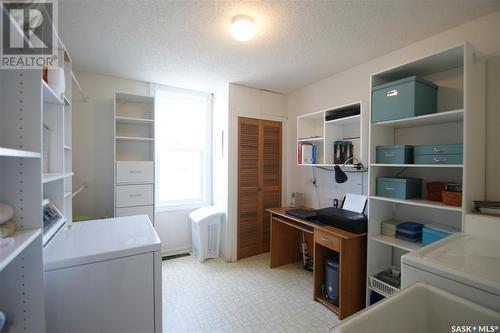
(1, 68), (45, 331)
(366, 43), (486, 304)
(297, 102), (363, 167)
(0, 19), (74, 330)
(42, 49), (74, 246)
(113, 92), (155, 224)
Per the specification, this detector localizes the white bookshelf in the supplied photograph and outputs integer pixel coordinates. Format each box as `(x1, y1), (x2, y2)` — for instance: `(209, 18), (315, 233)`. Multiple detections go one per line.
(114, 92), (155, 224)
(0, 22), (74, 330)
(297, 102), (363, 167)
(366, 43), (486, 304)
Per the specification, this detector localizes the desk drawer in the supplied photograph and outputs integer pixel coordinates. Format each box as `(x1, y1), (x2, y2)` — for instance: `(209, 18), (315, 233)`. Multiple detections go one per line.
(315, 229), (340, 251)
(116, 184), (153, 208)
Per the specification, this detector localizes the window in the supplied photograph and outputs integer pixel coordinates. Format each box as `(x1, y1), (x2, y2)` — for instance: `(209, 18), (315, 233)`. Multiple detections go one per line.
(153, 85), (212, 209)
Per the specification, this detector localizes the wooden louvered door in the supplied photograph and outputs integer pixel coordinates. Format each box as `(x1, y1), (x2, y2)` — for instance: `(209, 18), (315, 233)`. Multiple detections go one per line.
(238, 118), (282, 259)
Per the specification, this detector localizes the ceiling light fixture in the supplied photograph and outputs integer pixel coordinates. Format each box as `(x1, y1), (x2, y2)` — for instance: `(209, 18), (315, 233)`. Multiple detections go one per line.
(230, 15), (256, 42)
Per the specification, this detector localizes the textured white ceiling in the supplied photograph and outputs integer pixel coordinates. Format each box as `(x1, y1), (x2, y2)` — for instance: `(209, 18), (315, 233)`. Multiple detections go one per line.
(59, 1), (500, 94)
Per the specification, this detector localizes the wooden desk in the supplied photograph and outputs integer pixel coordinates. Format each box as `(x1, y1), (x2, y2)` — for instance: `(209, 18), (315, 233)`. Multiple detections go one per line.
(267, 207), (367, 319)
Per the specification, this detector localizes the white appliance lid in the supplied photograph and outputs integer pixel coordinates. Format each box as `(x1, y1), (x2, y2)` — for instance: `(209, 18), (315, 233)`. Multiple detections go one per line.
(402, 233), (500, 296)
(44, 215), (161, 271)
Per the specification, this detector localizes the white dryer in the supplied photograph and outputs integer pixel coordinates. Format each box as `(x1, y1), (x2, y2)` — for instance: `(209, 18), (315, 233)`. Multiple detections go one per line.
(43, 215), (162, 333)
(401, 214), (500, 312)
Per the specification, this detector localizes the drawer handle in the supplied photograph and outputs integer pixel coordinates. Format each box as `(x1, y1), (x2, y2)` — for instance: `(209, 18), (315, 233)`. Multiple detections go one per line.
(129, 170), (142, 174)
(434, 157), (447, 163)
(385, 186), (395, 191)
(320, 236), (332, 242)
(384, 152), (395, 157)
(386, 89), (398, 97)
(433, 146), (446, 152)
(129, 194), (142, 198)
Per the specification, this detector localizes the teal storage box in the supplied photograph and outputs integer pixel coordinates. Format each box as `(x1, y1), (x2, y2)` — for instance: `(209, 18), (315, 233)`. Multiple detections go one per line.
(376, 177), (422, 199)
(414, 143), (463, 164)
(376, 145), (413, 164)
(372, 76), (438, 123)
(422, 224), (458, 246)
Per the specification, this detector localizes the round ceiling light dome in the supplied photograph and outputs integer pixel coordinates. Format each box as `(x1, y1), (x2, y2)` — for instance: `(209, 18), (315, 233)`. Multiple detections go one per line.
(230, 15), (256, 42)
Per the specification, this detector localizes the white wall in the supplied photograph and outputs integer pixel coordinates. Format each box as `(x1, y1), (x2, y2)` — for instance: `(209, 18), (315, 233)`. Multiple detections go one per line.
(285, 11), (500, 208)
(72, 70), (192, 255)
(212, 85), (229, 260)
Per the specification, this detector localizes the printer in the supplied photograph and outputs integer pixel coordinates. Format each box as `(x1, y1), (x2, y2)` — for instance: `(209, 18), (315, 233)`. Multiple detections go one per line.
(316, 207), (367, 234)
(286, 193), (367, 234)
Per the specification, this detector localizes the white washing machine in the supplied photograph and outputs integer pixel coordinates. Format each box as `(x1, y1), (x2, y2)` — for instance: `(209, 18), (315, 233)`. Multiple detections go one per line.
(43, 215), (162, 333)
(401, 214), (500, 312)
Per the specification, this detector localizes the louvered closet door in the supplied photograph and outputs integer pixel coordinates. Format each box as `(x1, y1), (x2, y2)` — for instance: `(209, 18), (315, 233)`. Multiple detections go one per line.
(238, 118), (261, 259)
(261, 120), (282, 252)
(238, 117), (282, 259)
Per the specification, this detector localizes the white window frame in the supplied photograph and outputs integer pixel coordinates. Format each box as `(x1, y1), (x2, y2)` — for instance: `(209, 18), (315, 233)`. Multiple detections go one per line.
(150, 84), (213, 212)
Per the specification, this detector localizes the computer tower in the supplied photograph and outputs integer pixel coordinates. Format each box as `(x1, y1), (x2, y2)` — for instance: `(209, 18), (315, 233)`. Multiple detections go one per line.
(325, 257), (339, 305)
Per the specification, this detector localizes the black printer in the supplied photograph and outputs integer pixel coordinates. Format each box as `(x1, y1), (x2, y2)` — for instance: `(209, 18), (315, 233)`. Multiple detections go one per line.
(316, 207), (367, 234)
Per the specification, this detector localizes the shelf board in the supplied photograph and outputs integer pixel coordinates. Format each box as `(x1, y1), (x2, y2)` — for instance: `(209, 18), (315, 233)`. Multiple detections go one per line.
(116, 116), (154, 125)
(370, 196), (463, 212)
(0, 228), (41, 271)
(370, 234), (423, 252)
(370, 163), (462, 168)
(0, 147), (40, 158)
(64, 95), (71, 105)
(42, 80), (64, 105)
(372, 109), (463, 128)
(298, 163), (358, 168)
(42, 172), (74, 184)
(116, 136), (154, 142)
(325, 114), (360, 126)
(297, 137), (324, 142)
(315, 294), (339, 314)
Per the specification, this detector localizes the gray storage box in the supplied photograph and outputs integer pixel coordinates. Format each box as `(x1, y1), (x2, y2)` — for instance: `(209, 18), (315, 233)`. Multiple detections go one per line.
(376, 177), (422, 199)
(376, 145), (413, 164)
(372, 76), (438, 123)
(414, 143), (463, 164)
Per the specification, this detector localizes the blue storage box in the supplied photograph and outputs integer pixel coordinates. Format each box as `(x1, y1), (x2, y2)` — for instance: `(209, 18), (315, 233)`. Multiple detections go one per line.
(376, 145), (413, 164)
(372, 76), (438, 123)
(422, 224), (458, 246)
(396, 222), (423, 242)
(376, 177), (422, 199)
(414, 143), (463, 164)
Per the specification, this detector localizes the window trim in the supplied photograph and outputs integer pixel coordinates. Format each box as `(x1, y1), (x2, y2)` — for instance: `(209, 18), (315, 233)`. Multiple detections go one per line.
(150, 84), (213, 211)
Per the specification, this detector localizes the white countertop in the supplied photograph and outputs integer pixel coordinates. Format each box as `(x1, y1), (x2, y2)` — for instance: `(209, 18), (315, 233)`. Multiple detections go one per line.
(44, 215), (161, 271)
(402, 233), (500, 296)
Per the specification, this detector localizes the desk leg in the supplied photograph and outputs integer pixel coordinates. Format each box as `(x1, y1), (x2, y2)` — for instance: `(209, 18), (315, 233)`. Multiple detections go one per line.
(270, 216), (301, 268)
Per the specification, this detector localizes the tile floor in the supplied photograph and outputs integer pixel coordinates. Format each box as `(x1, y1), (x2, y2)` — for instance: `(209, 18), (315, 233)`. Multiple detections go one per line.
(162, 253), (339, 332)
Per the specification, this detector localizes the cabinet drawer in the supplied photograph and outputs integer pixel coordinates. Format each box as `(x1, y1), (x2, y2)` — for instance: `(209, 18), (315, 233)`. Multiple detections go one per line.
(414, 143), (463, 155)
(414, 154), (463, 164)
(116, 205), (154, 223)
(116, 184), (153, 208)
(315, 229), (340, 251)
(116, 161), (153, 184)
